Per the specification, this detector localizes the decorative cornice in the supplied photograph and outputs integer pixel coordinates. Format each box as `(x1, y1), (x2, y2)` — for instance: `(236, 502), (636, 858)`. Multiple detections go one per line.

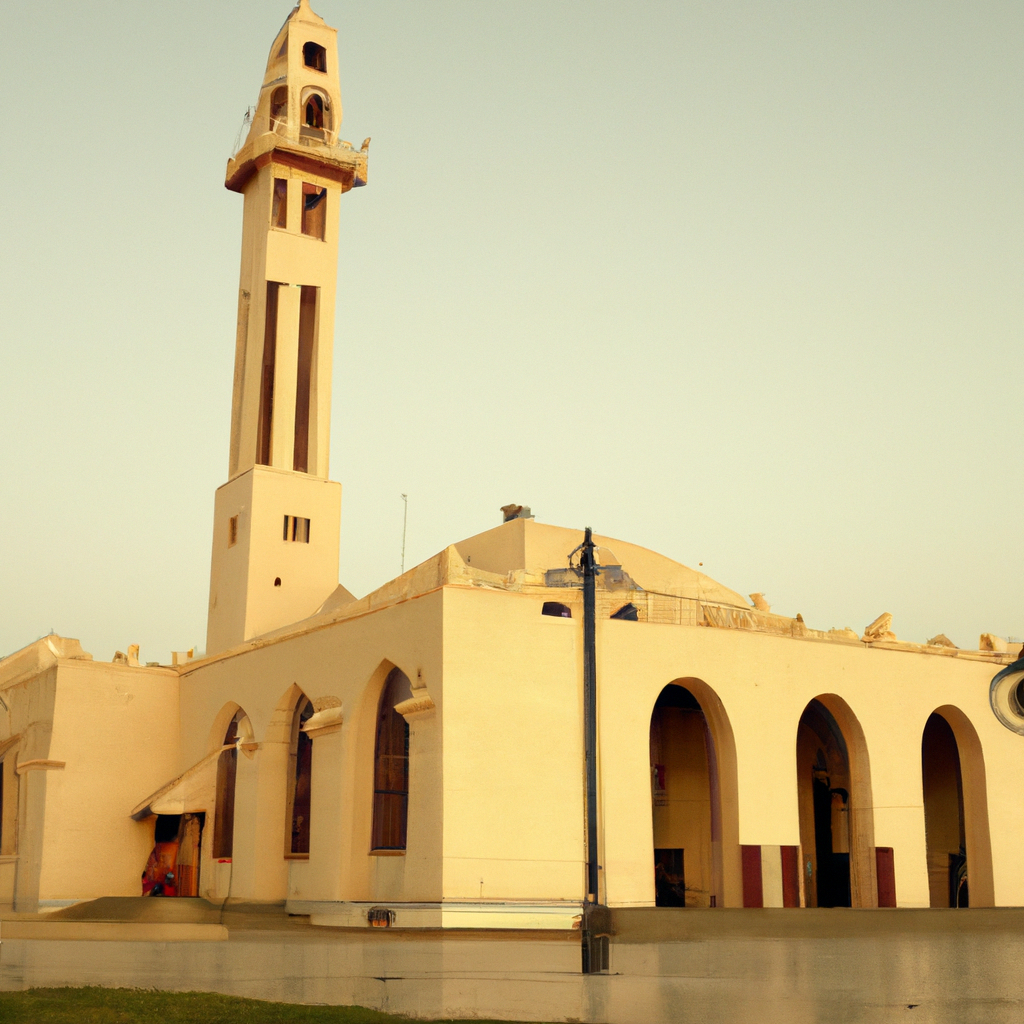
(395, 694), (435, 719)
(303, 704), (344, 738)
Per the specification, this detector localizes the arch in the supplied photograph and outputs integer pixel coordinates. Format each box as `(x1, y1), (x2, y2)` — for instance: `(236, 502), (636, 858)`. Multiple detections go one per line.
(923, 706), (994, 907)
(542, 601), (571, 618)
(212, 706), (251, 860)
(264, 683), (310, 745)
(287, 696), (314, 855)
(207, 700), (253, 754)
(371, 666), (413, 851)
(270, 86), (288, 131)
(795, 695), (876, 907)
(300, 88), (332, 133)
(649, 677), (742, 907)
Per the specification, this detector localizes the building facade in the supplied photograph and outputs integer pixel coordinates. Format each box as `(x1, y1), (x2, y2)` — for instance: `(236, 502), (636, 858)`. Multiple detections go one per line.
(2, 1), (1023, 932)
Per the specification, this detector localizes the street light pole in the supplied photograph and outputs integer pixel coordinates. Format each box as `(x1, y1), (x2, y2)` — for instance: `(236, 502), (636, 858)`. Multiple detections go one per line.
(581, 526), (600, 903)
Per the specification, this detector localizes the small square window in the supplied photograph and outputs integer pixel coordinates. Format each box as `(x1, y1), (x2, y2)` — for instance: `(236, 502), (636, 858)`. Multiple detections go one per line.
(283, 515), (311, 543)
(228, 515), (239, 547)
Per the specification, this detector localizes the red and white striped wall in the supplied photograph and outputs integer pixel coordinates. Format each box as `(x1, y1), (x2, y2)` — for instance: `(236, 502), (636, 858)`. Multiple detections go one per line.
(741, 845), (897, 907)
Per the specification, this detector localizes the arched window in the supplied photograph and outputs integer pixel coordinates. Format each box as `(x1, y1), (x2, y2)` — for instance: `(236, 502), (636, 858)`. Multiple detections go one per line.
(305, 94), (324, 130)
(542, 601), (571, 618)
(270, 86), (288, 130)
(300, 89), (332, 134)
(371, 668), (412, 851)
(288, 698), (314, 855)
(213, 709), (248, 859)
(303, 42), (327, 72)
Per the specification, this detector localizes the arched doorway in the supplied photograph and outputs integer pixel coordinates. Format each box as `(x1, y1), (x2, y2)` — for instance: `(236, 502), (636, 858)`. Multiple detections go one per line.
(796, 697), (876, 907)
(649, 684), (722, 907)
(922, 712), (969, 906)
(925, 706), (995, 907)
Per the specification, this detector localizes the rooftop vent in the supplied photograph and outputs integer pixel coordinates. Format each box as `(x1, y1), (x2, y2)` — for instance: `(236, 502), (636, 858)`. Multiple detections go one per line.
(501, 503), (533, 523)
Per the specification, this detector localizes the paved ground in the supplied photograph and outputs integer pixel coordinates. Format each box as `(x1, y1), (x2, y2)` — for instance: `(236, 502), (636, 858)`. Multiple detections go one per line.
(2, 900), (1023, 1023)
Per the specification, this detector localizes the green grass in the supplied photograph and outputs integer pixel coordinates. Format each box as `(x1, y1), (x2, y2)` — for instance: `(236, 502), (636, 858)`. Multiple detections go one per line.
(0, 988), (547, 1024)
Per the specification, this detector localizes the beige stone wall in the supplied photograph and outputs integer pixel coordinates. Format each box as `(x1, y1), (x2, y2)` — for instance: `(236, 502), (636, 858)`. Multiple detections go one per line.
(597, 616), (1019, 908)
(0, 644), (179, 910)
(180, 590), (444, 906)
(207, 466), (341, 654)
(441, 586), (585, 902)
(182, 564), (1024, 913)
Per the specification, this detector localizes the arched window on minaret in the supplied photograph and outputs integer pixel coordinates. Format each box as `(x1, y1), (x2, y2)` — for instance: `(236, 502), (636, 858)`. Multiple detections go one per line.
(371, 668), (413, 851)
(287, 697), (314, 855)
(301, 89), (332, 136)
(270, 87), (288, 132)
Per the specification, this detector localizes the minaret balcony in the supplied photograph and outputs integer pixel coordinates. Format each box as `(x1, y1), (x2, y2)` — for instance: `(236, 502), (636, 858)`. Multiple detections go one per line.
(226, 119), (368, 195)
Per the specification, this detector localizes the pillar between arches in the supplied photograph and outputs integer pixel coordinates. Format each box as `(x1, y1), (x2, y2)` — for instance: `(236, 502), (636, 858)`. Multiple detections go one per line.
(226, 740), (290, 901)
(303, 724), (346, 902)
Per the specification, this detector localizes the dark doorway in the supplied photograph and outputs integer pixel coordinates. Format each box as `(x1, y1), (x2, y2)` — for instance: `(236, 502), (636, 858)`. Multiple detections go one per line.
(650, 685), (721, 907)
(922, 713), (968, 907)
(654, 848), (686, 906)
(812, 775), (851, 907)
(797, 701), (853, 907)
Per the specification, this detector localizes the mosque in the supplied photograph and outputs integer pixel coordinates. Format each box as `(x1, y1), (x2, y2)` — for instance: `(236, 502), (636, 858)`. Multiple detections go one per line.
(3, 1), (1024, 1008)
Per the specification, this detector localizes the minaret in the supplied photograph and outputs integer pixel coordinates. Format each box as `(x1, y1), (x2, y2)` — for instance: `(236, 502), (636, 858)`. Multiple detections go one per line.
(206, 0), (368, 655)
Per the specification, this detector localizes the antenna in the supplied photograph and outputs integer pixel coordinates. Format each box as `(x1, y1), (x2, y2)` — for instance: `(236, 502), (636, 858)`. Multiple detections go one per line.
(400, 494), (408, 574)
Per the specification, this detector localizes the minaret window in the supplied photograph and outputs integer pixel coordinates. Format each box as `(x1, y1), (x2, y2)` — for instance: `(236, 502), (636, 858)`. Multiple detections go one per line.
(293, 285), (318, 472)
(271, 179), (287, 229)
(270, 87), (288, 131)
(300, 89), (332, 137)
(283, 516), (311, 543)
(301, 184), (326, 240)
(256, 283), (280, 466)
(304, 94), (324, 130)
(303, 42), (327, 72)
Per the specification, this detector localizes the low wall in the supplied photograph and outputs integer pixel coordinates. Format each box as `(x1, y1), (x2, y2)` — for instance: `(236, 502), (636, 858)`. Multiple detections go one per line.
(2, 904), (1023, 1023)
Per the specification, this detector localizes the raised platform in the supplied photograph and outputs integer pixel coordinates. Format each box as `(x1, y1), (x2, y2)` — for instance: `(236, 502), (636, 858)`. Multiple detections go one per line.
(2, 902), (1023, 1022)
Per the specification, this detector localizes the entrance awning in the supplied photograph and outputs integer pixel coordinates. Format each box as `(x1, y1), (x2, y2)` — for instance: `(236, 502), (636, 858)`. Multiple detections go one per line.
(130, 746), (229, 821)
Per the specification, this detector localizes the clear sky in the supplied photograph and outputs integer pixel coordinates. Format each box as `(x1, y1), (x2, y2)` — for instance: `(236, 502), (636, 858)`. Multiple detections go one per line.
(1, 1), (1022, 663)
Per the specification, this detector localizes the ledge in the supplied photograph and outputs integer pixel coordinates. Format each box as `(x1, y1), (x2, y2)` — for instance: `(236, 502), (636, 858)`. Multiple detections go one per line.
(288, 899), (585, 931)
(0, 921), (228, 942)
